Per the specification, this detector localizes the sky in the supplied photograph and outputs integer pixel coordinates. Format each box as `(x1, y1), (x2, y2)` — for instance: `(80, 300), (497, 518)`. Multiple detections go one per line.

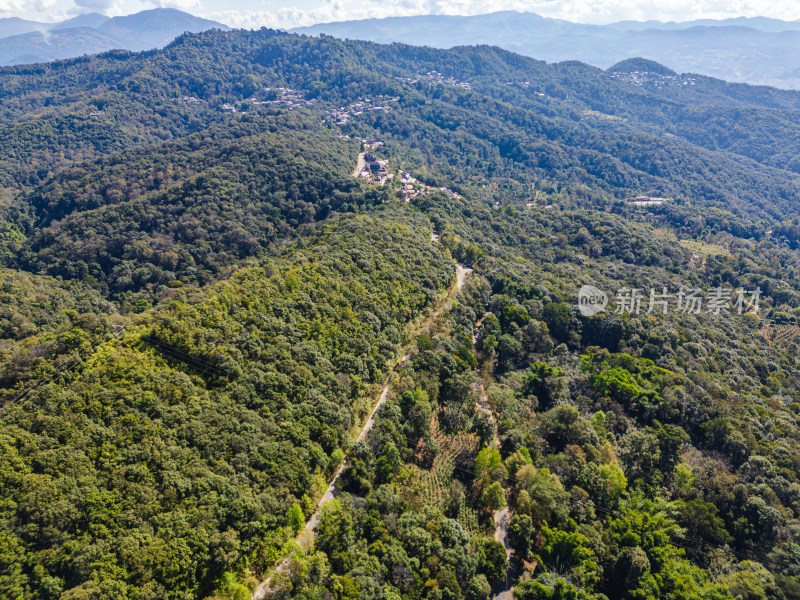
(4, 0), (800, 29)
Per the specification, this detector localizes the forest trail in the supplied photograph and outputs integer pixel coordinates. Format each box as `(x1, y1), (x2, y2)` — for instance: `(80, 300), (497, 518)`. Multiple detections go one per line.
(472, 383), (514, 600)
(456, 263), (471, 290)
(252, 261), (471, 599)
(474, 320), (515, 600)
(302, 360), (406, 534)
(493, 507), (514, 600)
(303, 263), (471, 535)
(475, 382), (496, 427)
(472, 313), (487, 345)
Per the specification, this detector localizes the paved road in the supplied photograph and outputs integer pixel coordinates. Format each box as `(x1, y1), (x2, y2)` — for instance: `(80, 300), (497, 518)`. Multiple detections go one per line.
(352, 152), (365, 177)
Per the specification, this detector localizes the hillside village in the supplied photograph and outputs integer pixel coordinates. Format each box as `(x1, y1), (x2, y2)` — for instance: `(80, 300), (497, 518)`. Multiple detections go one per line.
(199, 87), (460, 206)
(209, 88), (402, 124)
(609, 70), (698, 88)
(247, 87), (316, 109)
(353, 140), (462, 200)
(396, 70), (472, 89)
(330, 95), (399, 125)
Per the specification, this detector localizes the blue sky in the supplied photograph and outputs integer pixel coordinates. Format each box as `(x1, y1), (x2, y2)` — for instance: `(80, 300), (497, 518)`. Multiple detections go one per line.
(4, 0), (800, 29)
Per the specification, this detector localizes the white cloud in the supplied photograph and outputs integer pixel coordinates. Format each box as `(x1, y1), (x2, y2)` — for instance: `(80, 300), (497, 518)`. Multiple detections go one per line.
(9, 0), (800, 28)
(141, 0), (201, 11)
(207, 0), (800, 30)
(0, 0), (57, 17)
(206, 9), (279, 28)
(208, 0), (463, 29)
(73, 0), (115, 12)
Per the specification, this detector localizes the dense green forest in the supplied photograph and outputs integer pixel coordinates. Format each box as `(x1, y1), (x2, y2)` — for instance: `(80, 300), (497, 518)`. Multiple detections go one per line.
(1, 25), (800, 600)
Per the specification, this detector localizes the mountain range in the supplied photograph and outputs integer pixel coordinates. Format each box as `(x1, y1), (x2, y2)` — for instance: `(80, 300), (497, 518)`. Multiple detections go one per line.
(6, 8), (800, 91)
(0, 8), (227, 66)
(293, 11), (800, 90)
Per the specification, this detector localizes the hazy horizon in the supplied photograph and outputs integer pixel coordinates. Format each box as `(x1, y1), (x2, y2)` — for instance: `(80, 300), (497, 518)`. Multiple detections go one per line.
(6, 1), (800, 33)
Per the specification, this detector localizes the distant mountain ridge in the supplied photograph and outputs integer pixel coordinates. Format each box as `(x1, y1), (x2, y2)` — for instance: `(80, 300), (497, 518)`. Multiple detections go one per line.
(292, 11), (800, 89)
(0, 8), (228, 66)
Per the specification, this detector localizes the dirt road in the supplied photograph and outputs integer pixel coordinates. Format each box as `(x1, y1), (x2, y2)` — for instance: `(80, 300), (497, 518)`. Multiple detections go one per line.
(456, 263), (472, 290)
(251, 263), (471, 599)
(473, 316), (515, 600)
(252, 373), (401, 599)
(302, 265), (471, 537)
(303, 360), (406, 533)
(493, 506), (514, 600)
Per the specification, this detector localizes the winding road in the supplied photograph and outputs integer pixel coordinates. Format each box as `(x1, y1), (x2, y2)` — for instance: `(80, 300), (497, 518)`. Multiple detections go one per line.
(251, 260), (471, 599)
(302, 361), (406, 534)
(352, 152), (365, 177)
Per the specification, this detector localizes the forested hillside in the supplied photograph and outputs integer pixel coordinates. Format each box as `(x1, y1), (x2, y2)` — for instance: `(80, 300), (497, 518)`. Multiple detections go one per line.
(1, 27), (800, 600)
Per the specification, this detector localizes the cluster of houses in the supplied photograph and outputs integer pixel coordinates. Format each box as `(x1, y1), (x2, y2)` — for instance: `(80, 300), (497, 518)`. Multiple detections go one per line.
(383, 162), (463, 200)
(398, 170), (418, 196)
(356, 151), (391, 184)
(208, 88), (405, 121)
(214, 88), (315, 114)
(180, 96), (202, 105)
(394, 166), (462, 200)
(330, 96), (399, 126)
(399, 170), (462, 201)
(352, 143), (461, 200)
(608, 70), (697, 88)
(362, 138), (384, 150)
(252, 87), (315, 109)
(396, 71), (472, 90)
